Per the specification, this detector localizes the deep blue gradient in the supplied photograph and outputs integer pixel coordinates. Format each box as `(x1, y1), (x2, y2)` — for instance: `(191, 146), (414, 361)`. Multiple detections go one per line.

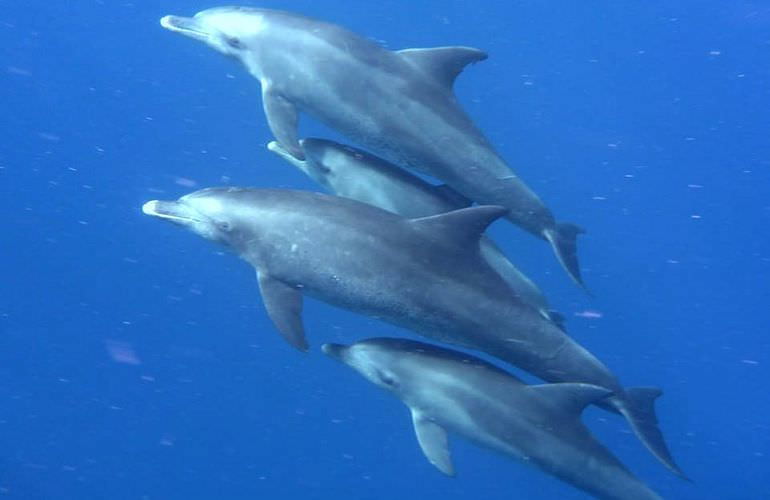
(2, 2), (769, 499)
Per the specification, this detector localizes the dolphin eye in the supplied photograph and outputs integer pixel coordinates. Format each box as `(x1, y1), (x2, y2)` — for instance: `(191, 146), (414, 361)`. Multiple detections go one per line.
(226, 36), (244, 49)
(377, 370), (397, 388)
(217, 221), (233, 232)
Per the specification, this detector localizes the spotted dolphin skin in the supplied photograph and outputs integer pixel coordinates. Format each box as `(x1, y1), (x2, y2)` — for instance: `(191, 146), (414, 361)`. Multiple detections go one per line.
(159, 6), (586, 288)
(323, 338), (662, 500)
(268, 138), (564, 328)
(142, 187), (683, 477)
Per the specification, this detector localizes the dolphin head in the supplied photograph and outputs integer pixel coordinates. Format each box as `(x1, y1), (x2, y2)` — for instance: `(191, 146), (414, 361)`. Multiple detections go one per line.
(142, 187), (262, 250)
(322, 338), (432, 397)
(269, 138), (381, 195)
(161, 7), (268, 65)
(268, 139), (343, 191)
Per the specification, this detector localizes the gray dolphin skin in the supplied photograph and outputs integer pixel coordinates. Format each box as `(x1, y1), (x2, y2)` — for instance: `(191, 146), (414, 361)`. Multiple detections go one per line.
(322, 338), (662, 500)
(268, 138), (564, 328)
(142, 187), (683, 477)
(159, 7), (586, 288)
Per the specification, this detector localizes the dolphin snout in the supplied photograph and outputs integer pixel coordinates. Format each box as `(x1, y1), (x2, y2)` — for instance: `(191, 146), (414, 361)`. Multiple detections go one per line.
(321, 343), (348, 360)
(142, 200), (165, 216)
(160, 15), (180, 29)
(142, 200), (199, 225)
(160, 15), (209, 41)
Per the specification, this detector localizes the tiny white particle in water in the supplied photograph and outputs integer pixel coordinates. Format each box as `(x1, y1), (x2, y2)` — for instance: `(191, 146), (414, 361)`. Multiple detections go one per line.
(741, 359), (759, 365)
(106, 340), (141, 365)
(574, 310), (603, 319)
(38, 132), (61, 142)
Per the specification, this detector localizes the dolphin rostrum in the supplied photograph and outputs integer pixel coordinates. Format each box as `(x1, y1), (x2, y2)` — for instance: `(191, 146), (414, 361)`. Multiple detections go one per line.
(268, 137), (564, 328)
(323, 337), (663, 500)
(159, 7), (587, 287)
(142, 187), (684, 477)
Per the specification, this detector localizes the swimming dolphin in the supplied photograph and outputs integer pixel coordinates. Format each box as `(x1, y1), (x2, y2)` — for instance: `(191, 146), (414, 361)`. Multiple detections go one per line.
(159, 7), (587, 288)
(323, 338), (662, 500)
(142, 187), (683, 477)
(268, 138), (564, 328)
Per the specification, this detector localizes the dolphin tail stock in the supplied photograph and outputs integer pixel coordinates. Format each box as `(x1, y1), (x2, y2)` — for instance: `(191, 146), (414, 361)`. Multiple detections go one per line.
(613, 387), (689, 480)
(543, 222), (587, 291)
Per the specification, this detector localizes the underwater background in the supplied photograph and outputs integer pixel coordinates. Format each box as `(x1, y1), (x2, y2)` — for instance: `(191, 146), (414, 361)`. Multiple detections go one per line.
(2, 1), (769, 498)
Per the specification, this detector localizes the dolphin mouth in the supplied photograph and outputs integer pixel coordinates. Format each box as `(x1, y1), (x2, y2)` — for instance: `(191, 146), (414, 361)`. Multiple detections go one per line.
(160, 15), (211, 41)
(142, 200), (201, 224)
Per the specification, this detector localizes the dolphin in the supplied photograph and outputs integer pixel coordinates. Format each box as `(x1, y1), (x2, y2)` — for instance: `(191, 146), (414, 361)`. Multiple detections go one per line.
(323, 338), (662, 500)
(142, 187), (684, 477)
(268, 137), (564, 328)
(159, 7), (587, 288)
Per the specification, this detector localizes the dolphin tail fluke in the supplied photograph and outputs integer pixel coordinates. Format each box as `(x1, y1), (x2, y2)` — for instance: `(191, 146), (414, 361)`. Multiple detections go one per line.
(544, 222), (586, 291)
(616, 387), (689, 480)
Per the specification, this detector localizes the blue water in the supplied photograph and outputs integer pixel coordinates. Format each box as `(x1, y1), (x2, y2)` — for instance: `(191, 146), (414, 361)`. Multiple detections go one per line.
(2, 1), (768, 499)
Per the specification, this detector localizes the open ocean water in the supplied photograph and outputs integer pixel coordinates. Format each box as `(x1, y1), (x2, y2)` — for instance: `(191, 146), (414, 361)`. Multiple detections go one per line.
(2, 1), (769, 499)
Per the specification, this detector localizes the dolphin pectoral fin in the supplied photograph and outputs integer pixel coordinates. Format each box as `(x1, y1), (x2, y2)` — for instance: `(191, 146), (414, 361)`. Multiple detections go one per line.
(615, 388), (690, 480)
(411, 409), (454, 476)
(262, 86), (304, 160)
(527, 383), (613, 415)
(397, 47), (487, 90)
(543, 222), (587, 291)
(267, 140), (307, 169)
(434, 184), (473, 209)
(256, 271), (308, 351)
(408, 205), (508, 251)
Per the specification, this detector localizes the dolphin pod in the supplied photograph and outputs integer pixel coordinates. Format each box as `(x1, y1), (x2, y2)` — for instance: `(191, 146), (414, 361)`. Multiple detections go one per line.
(159, 6), (586, 288)
(146, 6), (687, 498)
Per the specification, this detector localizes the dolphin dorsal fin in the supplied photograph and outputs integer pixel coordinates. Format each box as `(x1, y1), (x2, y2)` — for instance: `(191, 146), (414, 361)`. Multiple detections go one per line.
(397, 46), (488, 90)
(527, 383), (612, 415)
(408, 205), (508, 250)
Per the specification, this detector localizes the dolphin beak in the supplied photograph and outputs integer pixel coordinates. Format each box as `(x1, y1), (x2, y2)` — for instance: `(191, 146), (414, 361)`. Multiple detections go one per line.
(267, 141), (308, 169)
(160, 15), (210, 42)
(321, 343), (348, 361)
(142, 200), (200, 225)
